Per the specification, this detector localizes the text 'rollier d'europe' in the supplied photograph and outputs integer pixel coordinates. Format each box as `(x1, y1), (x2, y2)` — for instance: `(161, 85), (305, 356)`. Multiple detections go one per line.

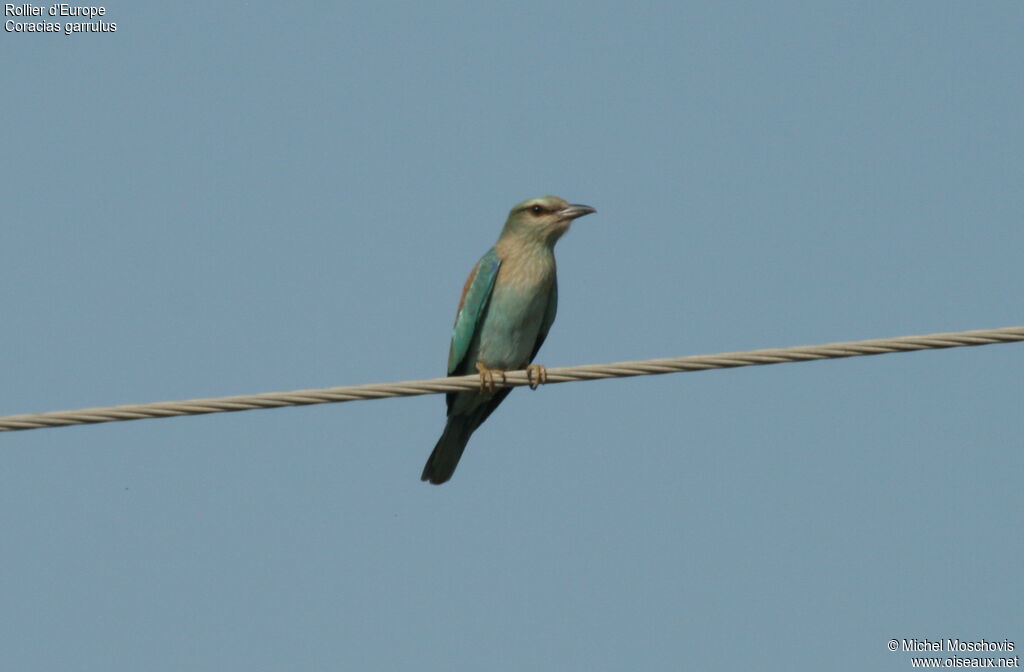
(4, 4), (116, 34)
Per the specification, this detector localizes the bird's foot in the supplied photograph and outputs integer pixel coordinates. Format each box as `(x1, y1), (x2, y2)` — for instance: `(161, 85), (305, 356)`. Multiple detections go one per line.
(475, 361), (506, 393)
(525, 364), (548, 390)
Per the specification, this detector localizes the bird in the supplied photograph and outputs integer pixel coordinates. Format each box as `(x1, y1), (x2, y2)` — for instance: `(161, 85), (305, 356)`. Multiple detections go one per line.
(421, 195), (596, 484)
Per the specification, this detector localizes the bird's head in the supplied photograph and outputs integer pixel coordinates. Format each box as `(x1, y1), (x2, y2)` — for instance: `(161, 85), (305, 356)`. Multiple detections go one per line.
(499, 195), (596, 246)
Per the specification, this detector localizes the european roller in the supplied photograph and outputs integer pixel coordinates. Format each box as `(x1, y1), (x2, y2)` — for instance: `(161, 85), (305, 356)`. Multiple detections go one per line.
(421, 195), (596, 484)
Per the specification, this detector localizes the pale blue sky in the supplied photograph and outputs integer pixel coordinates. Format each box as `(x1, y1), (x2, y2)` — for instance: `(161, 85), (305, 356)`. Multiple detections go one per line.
(2, 3), (1022, 670)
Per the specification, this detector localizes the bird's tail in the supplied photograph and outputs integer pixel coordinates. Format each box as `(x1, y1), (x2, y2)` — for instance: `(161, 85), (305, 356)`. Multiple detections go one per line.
(421, 416), (475, 485)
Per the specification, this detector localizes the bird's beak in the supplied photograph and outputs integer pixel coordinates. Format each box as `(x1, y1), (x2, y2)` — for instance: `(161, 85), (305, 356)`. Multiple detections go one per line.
(558, 204), (597, 220)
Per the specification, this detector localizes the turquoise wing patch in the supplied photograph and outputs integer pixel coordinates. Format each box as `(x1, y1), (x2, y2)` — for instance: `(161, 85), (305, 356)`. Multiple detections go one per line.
(447, 247), (501, 375)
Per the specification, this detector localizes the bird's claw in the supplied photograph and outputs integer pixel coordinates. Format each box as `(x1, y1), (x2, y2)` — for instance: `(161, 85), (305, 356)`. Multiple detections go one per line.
(526, 364), (548, 390)
(476, 362), (506, 393)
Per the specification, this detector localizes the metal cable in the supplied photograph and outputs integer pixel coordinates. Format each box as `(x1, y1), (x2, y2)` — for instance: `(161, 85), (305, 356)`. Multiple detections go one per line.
(2, 326), (1021, 432)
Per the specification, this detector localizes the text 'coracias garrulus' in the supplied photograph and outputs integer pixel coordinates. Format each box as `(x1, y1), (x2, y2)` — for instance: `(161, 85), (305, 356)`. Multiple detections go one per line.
(421, 196), (596, 484)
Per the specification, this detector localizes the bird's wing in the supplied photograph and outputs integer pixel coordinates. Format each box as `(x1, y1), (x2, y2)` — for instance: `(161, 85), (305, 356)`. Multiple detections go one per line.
(447, 247), (502, 375)
(529, 277), (558, 363)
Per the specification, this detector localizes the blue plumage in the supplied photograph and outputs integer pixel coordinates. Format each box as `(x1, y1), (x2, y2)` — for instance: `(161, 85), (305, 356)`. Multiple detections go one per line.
(421, 196), (595, 484)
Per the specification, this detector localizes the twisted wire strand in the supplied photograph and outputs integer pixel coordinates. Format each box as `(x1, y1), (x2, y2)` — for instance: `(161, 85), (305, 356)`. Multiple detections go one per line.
(2, 325), (1021, 433)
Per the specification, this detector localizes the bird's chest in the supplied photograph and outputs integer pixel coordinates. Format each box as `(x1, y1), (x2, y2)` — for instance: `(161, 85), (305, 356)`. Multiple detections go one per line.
(475, 260), (554, 368)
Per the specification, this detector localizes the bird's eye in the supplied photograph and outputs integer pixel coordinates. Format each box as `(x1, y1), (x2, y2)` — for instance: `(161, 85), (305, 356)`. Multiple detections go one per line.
(530, 205), (543, 215)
